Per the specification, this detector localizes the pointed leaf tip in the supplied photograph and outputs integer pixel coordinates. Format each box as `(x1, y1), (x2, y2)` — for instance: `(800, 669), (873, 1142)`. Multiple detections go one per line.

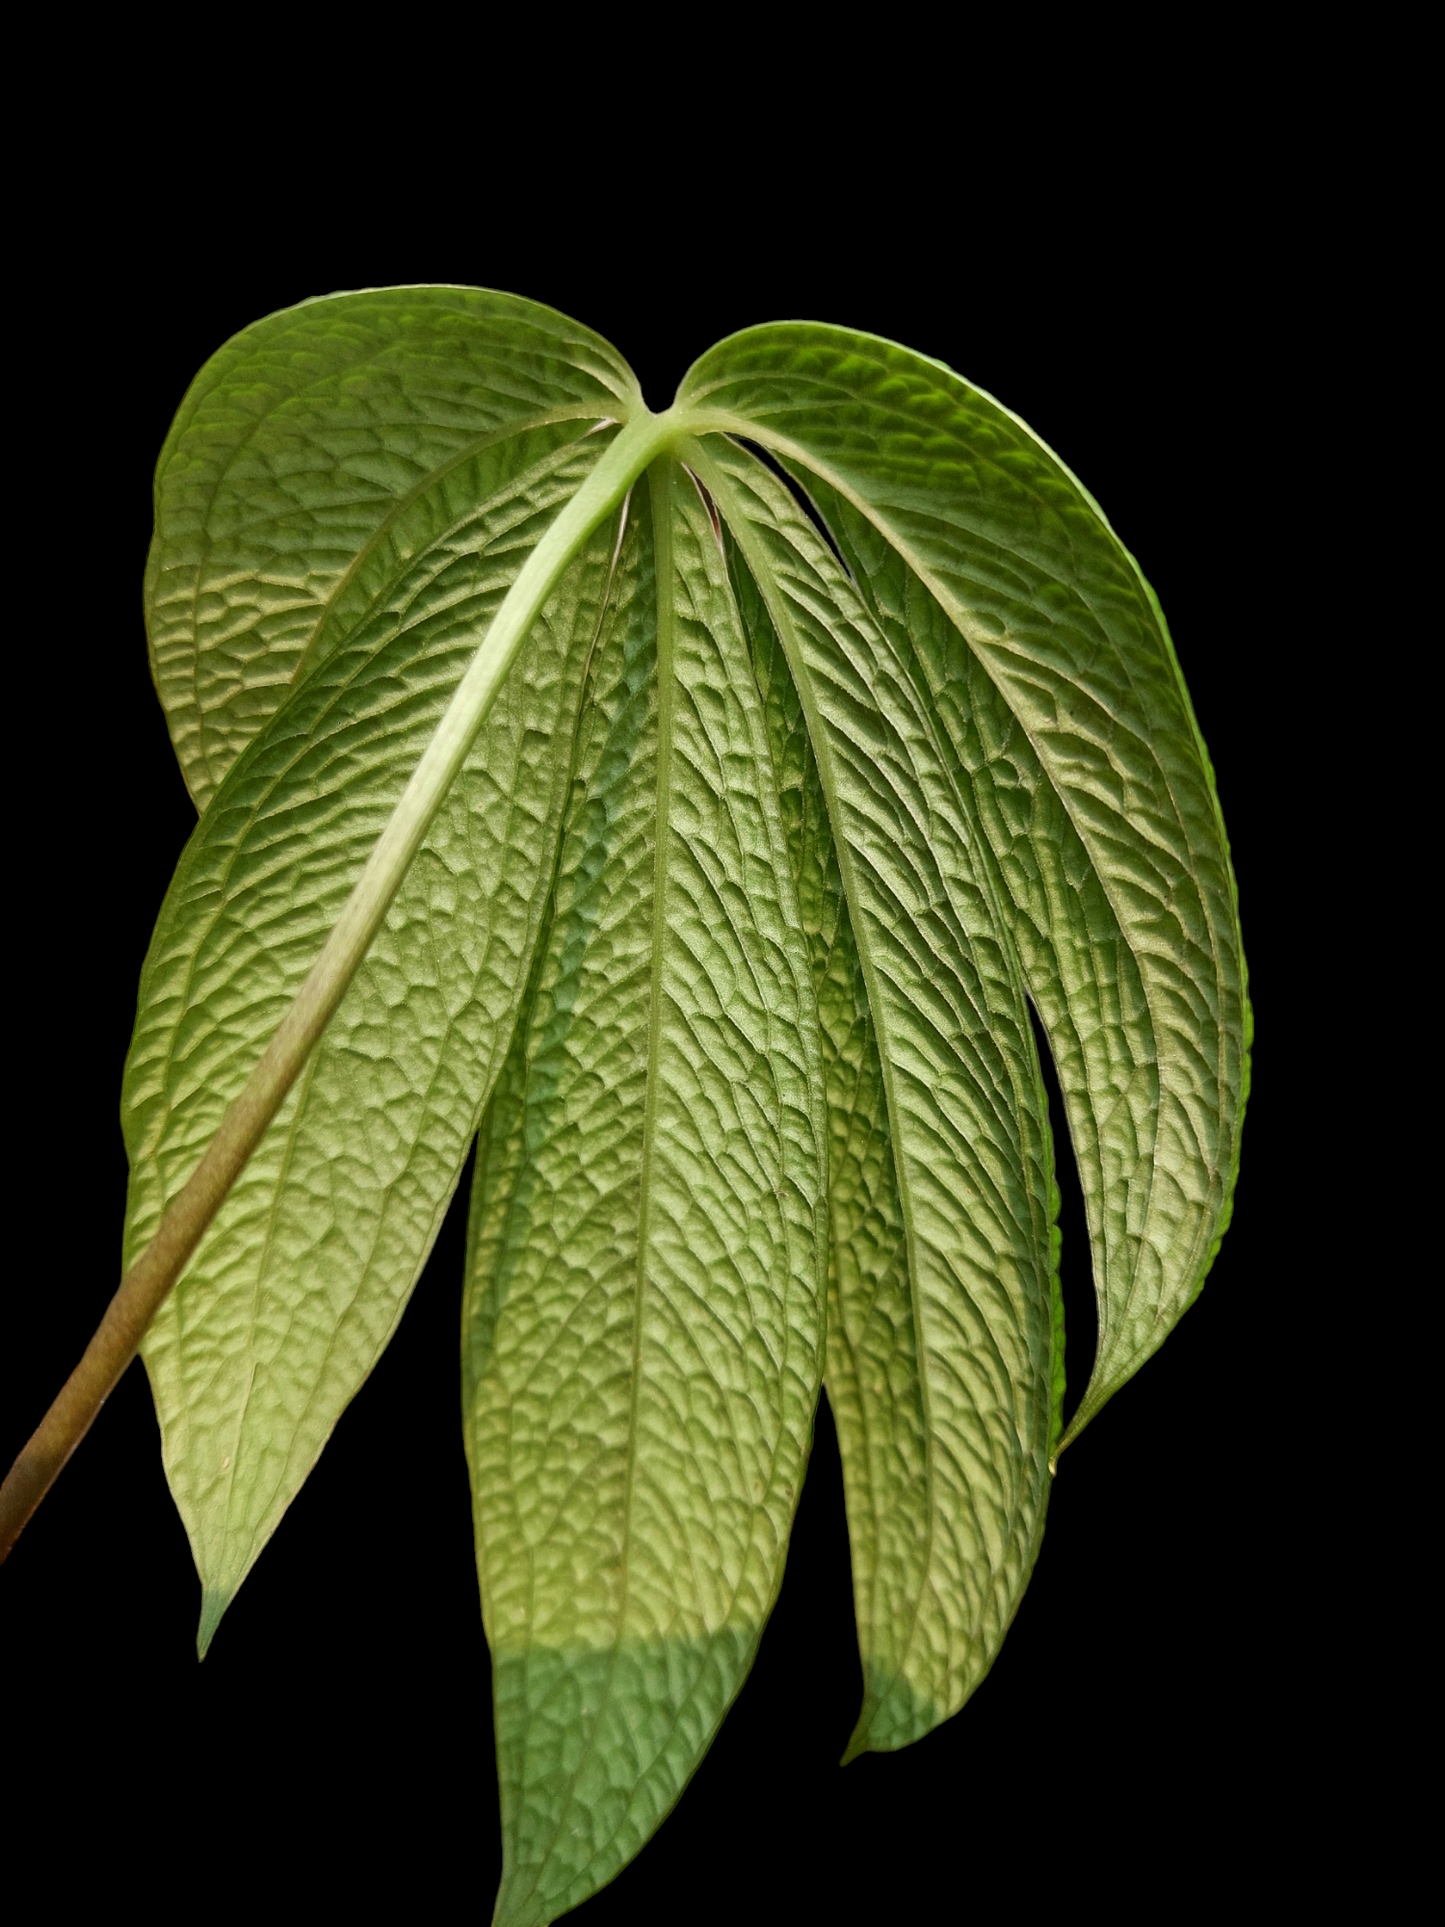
(196, 1588), (230, 1659)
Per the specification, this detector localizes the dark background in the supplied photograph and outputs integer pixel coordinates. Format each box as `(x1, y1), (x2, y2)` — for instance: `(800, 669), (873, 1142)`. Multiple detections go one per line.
(4, 91), (1359, 1920)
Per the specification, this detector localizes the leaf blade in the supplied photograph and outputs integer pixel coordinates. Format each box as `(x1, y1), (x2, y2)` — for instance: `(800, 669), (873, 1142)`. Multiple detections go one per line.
(463, 460), (825, 1924)
(146, 285), (637, 808)
(126, 423), (624, 1640)
(696, 436), (1060, 1755)
(683, 325), (1249, 1439)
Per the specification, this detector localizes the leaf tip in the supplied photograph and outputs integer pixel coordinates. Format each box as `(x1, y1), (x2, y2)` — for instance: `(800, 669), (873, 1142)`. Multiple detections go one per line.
(840, 1706), (876, 1766)
(196, 1588), (231, 1660)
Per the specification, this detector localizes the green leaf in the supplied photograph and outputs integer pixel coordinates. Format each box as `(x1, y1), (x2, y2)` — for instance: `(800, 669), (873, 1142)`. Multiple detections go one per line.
(145, 286), (637, 809)
(125, 417), (625, 1649)
(462, 462), (825, 1926)
(680, 325), (1249, 1444)
(693, 437), (1060, 1758)
(20, 292), (1246, 1924)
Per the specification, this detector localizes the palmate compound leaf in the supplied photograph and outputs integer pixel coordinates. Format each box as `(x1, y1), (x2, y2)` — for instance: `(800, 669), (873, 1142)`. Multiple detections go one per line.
(108, 291), (1246, 1924)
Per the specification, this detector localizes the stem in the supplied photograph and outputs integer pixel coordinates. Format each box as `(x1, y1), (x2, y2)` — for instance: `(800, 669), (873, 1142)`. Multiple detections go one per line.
(0, 404), (686, 1563)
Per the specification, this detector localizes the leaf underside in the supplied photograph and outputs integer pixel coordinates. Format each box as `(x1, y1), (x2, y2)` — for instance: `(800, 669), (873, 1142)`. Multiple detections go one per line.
(127, 288), (1247, 1923)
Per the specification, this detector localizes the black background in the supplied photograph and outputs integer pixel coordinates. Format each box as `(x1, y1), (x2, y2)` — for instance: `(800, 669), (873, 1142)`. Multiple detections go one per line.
(4, 89), (1354, 1921)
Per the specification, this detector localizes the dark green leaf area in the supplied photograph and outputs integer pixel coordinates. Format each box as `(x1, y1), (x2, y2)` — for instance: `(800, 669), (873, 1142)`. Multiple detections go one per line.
(462, 463), (825, 1927)
(146, 286), (637, 808)
(124, 425), (618, 1647)
(702, 437), (1059, 1757)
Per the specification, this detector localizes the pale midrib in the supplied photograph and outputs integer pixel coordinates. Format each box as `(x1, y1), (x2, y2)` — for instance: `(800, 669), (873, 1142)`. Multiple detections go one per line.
(691, 446), (943, 1745)
(136, 420), (661, 1186)
(0, 408), (677, 1575)
(630, 460), (677, 1643)
(213, 494), (635, 1682)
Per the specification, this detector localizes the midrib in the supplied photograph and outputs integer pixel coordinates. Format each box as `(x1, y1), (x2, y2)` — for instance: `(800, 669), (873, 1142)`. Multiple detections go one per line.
(620, 459), (677, 1631)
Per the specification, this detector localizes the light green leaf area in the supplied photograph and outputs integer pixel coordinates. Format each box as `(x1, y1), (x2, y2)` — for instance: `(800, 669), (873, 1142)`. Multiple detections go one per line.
(695, 438), (1059, 1758)
(124, 422), (622, 1647)
(145, 286), (636, 809)
(110, 291), (1248, 1922)
(682, 326), (1249, 1440)
(462, 462), (825, 1927)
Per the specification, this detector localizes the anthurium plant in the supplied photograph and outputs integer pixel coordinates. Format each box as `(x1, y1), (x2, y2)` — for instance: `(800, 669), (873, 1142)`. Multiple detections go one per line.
(0, 287), (1248, 1926)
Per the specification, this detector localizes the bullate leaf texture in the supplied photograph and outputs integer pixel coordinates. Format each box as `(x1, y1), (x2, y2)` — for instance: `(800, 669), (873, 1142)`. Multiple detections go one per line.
(36, 288), (1248, 1924)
